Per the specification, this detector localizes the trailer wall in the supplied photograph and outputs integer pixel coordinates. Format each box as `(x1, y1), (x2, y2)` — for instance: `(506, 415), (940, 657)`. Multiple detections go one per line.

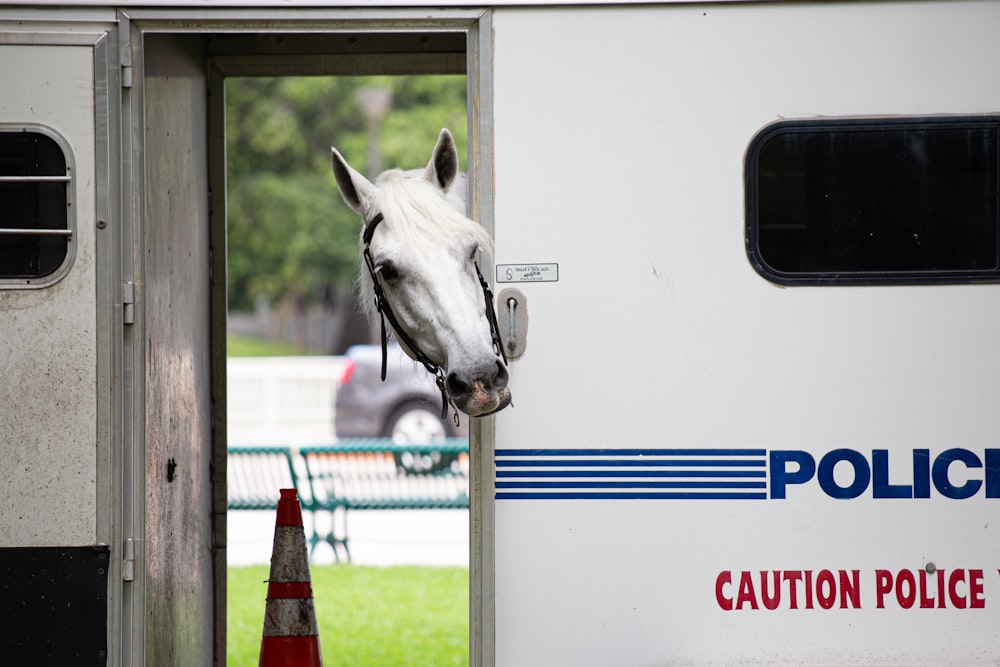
(491, 2), (1000, 665)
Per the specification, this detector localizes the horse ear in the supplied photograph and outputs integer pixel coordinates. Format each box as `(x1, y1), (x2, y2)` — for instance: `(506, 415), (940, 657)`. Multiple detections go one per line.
(424, 128), (459, 193)
(331, 146), (374, 216)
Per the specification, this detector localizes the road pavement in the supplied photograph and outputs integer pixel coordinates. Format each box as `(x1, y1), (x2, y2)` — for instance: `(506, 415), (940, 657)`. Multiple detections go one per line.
(227, 508), (469, 567)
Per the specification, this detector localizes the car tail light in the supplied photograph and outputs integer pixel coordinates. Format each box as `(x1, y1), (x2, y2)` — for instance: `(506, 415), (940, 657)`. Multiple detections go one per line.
(339, 359), (357, 385)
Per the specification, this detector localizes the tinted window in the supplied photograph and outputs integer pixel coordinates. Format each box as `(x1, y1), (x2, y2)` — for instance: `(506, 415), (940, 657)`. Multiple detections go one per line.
(746, 117), (1000, 285)
(0, 130), (73, 284)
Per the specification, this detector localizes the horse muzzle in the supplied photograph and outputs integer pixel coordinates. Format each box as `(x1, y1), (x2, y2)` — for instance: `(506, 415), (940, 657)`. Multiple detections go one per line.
(447, 361), (512, 417)
(471, 384), (512, 417)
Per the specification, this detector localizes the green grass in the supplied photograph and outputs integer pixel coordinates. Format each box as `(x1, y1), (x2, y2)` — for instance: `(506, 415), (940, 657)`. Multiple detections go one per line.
(228, 564), (469, 666)
(227, 334), (313, 357)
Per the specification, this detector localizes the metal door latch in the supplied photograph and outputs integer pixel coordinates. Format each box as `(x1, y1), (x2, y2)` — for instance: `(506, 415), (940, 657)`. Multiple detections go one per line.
(497, 288), (528, 360)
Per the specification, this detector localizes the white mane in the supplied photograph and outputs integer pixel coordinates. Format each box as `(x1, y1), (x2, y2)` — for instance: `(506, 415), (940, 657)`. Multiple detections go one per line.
(357, 170), (494, 318)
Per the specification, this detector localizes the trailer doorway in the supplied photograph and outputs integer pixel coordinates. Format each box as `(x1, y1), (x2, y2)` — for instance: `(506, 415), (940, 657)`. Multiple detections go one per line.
(129, 12), (495, 665)
(224, 70), (471, 664)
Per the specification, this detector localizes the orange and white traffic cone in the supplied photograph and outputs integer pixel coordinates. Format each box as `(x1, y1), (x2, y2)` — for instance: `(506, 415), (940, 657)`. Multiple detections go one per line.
(259, 488), (323, 667)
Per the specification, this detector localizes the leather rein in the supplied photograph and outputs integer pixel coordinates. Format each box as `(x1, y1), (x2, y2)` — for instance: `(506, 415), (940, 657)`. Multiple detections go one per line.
(362, 211), (508, 425)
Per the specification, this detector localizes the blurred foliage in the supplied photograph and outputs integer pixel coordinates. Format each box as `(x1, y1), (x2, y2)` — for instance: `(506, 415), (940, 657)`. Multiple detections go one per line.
(227, 334), (311, 357)
(226, 75), (468, 311)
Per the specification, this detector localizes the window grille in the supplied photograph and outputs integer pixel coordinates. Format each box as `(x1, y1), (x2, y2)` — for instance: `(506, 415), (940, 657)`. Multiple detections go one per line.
(0, 127), (75, 287)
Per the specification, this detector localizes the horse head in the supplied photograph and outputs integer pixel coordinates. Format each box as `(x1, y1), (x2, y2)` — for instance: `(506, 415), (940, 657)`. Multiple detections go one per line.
(331, 128), (511, 418)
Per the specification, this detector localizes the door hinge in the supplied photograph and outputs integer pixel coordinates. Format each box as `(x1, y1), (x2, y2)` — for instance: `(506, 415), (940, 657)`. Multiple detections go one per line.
(118, 11), (133, 89)
(123, 281), (135, 325)
(123, 537), (135, 582)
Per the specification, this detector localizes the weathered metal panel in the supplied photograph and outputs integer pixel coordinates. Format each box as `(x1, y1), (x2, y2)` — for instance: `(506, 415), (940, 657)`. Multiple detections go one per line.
(0, 40), (99, 547)
(141, 33), (215, 666)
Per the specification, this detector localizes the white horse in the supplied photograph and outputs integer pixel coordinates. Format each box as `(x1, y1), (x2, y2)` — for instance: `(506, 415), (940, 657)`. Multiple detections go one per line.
(331, 128), (511, 419)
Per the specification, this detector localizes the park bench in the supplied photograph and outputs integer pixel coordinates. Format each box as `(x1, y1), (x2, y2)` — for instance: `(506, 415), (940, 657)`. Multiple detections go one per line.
(299, 439), (469, 562)
(227, 445), (300, 511)
(227, 439), (469, 562)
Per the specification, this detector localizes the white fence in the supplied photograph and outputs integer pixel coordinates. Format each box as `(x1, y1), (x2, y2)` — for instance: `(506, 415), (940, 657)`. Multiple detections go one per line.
(227, 356), (348, 445)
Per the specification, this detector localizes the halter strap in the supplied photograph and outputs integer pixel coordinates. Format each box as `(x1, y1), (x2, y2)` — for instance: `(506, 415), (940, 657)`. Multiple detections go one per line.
(364, 213), (440, 379)
(476, 260), (508, 366)
(363, 211), (507, 424)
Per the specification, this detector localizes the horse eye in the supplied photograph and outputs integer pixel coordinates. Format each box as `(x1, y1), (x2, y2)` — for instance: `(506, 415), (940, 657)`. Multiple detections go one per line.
(376, 261), (400, 281)
(469, 245), (479, 261)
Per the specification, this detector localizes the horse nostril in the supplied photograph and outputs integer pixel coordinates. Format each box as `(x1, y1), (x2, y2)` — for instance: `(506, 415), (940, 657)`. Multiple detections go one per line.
(494, 361), (509, 389)
(446, 371), (469, 397)
(448, 362), (508, 398)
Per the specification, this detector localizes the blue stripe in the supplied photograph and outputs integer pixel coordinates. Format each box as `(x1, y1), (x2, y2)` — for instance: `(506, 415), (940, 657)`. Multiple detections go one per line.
(494, 448), (769, 500)
(495, 491), (767, 500)
(496, 469), (766, 478)
(496, 459), (764, 468)
(495, 448), (765, 457)
(496, 481), (766, 489)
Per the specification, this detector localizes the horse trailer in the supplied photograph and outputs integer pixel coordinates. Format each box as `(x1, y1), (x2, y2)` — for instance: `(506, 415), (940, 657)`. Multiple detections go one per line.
(1, 1), (999, 664)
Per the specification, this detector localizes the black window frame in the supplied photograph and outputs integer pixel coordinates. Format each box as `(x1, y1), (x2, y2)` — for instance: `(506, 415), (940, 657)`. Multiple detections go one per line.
(745, 115), (1000, 286)
(0, 125), (76, 288)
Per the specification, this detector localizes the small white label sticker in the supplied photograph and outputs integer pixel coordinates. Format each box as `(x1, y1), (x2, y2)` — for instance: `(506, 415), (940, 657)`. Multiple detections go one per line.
(496, 263), (559, 283)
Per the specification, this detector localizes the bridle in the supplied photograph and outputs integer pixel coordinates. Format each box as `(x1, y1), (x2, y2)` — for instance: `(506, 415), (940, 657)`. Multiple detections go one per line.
(362, 211), (508, 425)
